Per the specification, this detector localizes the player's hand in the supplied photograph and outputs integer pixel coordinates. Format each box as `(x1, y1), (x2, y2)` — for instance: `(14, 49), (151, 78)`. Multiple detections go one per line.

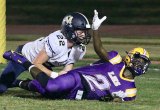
(112, 91), (126, 98)
(111, 90), (125, 102)
(113, 97), (122, 103)
(92, 10), (107, 30)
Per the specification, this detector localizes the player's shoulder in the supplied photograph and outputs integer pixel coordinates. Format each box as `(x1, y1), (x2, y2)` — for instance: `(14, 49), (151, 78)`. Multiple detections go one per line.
(46, 30), (67, 46)
(108, 50), (122, 64)
(47, 30), (65, 40)
(44, 30), (68, 54)
(108, 50), (119, 57)
(76, 44), (86, 51)
(67, 44), (86, 62)
(73, 44), (86, 53)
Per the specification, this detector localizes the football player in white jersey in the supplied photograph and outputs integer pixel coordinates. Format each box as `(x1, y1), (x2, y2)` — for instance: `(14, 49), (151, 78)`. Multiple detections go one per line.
(0, 12), (91, 93)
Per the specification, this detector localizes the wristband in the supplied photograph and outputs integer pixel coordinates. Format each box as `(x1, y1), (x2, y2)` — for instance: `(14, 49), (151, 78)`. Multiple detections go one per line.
(50, 72), (59, 79)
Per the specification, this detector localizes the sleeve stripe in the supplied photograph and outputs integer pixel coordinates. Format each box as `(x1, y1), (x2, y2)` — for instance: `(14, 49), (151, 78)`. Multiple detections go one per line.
(109, 54), (122, 64)
(47, 38), (56, 55)
(125, 88), (137, 97)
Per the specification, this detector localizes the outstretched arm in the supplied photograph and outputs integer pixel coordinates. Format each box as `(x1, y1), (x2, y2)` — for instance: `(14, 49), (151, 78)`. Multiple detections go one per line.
(93, 30), (108, 62)
(92, 10), (109, 62)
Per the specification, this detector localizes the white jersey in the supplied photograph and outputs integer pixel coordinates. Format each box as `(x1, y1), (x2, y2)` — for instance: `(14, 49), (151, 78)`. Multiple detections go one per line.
(22, 30), (86, 67)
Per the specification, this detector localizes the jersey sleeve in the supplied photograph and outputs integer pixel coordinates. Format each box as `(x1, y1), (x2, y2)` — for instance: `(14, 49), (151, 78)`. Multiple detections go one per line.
(122, 88), (137, 101)
(44, 34), (59, 58)
(107, 51), (122, 65)
(90, 50), (122, 65)
(66, 44), (86, 65)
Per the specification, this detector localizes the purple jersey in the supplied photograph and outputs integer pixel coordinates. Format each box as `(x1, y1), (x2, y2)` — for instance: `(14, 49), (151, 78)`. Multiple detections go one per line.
(66, 50), (136, 101)
(72, 62), (136, 101)
(28, 51), (136, 101)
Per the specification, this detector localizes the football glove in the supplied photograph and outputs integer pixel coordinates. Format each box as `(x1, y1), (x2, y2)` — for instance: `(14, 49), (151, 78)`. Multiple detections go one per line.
(92, 9), (107, 30)
(3, 50), (28, 64)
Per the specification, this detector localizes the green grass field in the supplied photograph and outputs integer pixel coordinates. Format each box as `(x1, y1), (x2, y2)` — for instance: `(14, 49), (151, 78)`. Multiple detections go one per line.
(0, 35), (160, 110)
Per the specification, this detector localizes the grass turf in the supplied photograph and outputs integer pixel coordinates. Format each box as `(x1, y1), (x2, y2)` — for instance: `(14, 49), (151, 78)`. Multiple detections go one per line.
(0, 63), (159, 110)
(0, 35), (159, 110)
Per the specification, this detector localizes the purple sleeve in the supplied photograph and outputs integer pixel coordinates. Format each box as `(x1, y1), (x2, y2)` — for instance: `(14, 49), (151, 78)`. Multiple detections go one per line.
(108, 51), (122, 64)
(91, 51), (122, 65)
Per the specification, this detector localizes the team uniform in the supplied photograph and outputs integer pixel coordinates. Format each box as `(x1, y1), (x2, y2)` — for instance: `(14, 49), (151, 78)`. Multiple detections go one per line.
(27, 51), (137, 101)
(0, 30), (86, 91)
(22, 30), (86, 66)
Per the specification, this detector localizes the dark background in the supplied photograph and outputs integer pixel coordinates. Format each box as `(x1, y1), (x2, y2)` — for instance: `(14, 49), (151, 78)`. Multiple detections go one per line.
(6, 0), (160, 25)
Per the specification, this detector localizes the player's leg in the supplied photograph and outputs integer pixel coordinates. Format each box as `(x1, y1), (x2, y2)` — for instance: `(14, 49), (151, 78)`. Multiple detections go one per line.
(3, 50), (51, 90)
(44, 72), (77, 98)
(0, 61), (26, 93)
(15, 79), (46, 95)
(16, 72), (77, 99)
(0, 45), (26, 93)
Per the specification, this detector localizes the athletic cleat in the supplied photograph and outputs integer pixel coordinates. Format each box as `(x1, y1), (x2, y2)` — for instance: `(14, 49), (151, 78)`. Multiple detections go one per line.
(12, 79), (31, 89)
(3, 50), (14, 60)
(3, 50), (29, 64)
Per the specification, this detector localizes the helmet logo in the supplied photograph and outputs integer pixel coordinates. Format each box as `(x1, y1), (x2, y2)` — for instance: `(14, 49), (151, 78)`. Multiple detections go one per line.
(64, 15), (73, 27)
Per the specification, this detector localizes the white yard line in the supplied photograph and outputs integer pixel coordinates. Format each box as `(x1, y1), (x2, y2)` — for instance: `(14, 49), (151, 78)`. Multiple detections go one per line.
(148, 68), (160, 71)
(139, 77), (160, 80)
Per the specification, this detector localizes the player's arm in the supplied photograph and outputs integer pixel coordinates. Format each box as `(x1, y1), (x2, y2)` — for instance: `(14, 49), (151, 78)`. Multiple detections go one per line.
(111, 91), (124, 103)
(59, 64), (73, 75)
(33, 49), (61, 78)
(93, 30), (108, 62)
(32, 49), (53, 77)
(112, 97), (123, 103)
(92, 10), (108, 62)
(111, 89), (137, 102)
(58, 44), (86, 75)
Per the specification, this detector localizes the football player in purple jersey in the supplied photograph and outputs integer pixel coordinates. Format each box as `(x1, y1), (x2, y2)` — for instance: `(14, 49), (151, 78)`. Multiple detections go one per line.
(3, 10), (150, 102)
